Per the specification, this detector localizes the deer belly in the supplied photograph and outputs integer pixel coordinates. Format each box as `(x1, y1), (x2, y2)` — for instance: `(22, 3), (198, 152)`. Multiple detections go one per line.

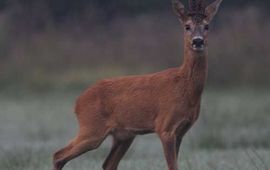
(112, 100), (157, 132)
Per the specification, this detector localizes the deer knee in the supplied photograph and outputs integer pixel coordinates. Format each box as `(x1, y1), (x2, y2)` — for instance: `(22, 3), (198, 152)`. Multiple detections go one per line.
(53, 161), (65, 170)
(53, 145), (70, 160)
(53, 150), (62, 163)
(53, 155), (66, 170)
(53, 148), (70, 170)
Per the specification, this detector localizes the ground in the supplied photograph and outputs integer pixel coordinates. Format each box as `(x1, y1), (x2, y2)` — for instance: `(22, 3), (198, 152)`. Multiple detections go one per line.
(0, 89), (269, 170)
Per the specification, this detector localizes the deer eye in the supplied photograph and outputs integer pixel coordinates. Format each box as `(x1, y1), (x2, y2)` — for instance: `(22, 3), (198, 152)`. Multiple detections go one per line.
(205, 25), (209, 30)
(185, 25), (191, 31)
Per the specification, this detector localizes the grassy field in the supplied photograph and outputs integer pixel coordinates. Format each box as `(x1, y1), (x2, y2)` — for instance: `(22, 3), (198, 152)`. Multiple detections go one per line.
(0, 89), (270, 170)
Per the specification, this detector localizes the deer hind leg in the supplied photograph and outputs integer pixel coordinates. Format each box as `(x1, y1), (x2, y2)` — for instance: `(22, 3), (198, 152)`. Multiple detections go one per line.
(53, 128), (109, 170)
(102, 137), (135, 170)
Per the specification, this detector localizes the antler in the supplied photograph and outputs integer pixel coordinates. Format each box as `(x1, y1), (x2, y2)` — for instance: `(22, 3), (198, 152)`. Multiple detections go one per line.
(187, 0), (206, 21)
(197, 0), (205, 14)
(188, 0), (205, 14)
(189, 0), (197, 13)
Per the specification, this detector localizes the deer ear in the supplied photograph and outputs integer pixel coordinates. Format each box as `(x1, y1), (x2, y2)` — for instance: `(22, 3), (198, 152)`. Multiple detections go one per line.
(172, 0), (187, 22)
(205, 0), (223, 22)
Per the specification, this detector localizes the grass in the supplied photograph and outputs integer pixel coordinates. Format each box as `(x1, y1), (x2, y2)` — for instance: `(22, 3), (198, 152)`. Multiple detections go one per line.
(0, 88), (270, 170)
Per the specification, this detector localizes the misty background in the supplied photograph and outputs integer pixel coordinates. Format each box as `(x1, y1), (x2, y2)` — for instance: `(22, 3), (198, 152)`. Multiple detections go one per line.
(0, 0), (269, 94)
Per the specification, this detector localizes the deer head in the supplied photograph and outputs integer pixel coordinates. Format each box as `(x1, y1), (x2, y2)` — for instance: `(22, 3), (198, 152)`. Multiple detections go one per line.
(172, 0), (223, 52)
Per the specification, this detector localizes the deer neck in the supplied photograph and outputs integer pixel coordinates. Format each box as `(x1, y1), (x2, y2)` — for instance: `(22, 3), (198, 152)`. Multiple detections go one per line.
(179, 42), (208, 99)
(182, 44), (208, 77)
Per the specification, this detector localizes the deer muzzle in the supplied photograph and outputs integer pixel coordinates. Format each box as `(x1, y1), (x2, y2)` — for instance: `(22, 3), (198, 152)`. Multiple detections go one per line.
(192, 36), (205, 51)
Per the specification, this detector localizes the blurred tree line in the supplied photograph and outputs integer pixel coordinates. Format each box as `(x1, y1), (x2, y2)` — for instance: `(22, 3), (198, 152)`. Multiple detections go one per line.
(0, 0), (269, 28)
(0, 0), (269, 92)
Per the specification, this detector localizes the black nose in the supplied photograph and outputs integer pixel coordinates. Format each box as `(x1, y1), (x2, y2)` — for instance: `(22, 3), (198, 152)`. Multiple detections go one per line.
(192, 38), (204, 48)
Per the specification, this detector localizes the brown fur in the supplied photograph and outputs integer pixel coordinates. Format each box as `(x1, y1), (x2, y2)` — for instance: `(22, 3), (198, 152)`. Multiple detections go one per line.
(53, 1), (222, 170)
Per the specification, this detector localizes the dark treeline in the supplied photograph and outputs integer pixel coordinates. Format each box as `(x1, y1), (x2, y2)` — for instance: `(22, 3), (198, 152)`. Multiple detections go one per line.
(0, 0), (268, 25)
(0, 0), (269, 91)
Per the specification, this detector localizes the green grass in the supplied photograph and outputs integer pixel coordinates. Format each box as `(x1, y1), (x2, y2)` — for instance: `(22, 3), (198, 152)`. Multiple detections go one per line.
(0, 89), (270, 170)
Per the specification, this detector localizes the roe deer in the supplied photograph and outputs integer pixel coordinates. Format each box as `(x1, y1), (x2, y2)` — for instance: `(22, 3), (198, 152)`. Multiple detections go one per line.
(53, 0), (223, 169)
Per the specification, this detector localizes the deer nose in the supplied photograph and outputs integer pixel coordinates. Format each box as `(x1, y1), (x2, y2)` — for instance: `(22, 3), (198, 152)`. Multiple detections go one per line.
(192, 37), (204, 48)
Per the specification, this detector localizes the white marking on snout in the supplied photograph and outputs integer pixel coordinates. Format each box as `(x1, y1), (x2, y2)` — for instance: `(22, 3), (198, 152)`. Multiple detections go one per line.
(193, 36), (203, 40)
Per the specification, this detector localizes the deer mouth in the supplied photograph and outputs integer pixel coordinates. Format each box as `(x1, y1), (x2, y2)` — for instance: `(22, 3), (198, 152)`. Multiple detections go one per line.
(192, 44), (205, 51)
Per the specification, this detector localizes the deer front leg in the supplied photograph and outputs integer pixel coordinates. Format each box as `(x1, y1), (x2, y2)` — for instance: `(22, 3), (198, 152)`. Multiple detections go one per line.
(176, 137), (182, 158)
(159, 132), (179, 170)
